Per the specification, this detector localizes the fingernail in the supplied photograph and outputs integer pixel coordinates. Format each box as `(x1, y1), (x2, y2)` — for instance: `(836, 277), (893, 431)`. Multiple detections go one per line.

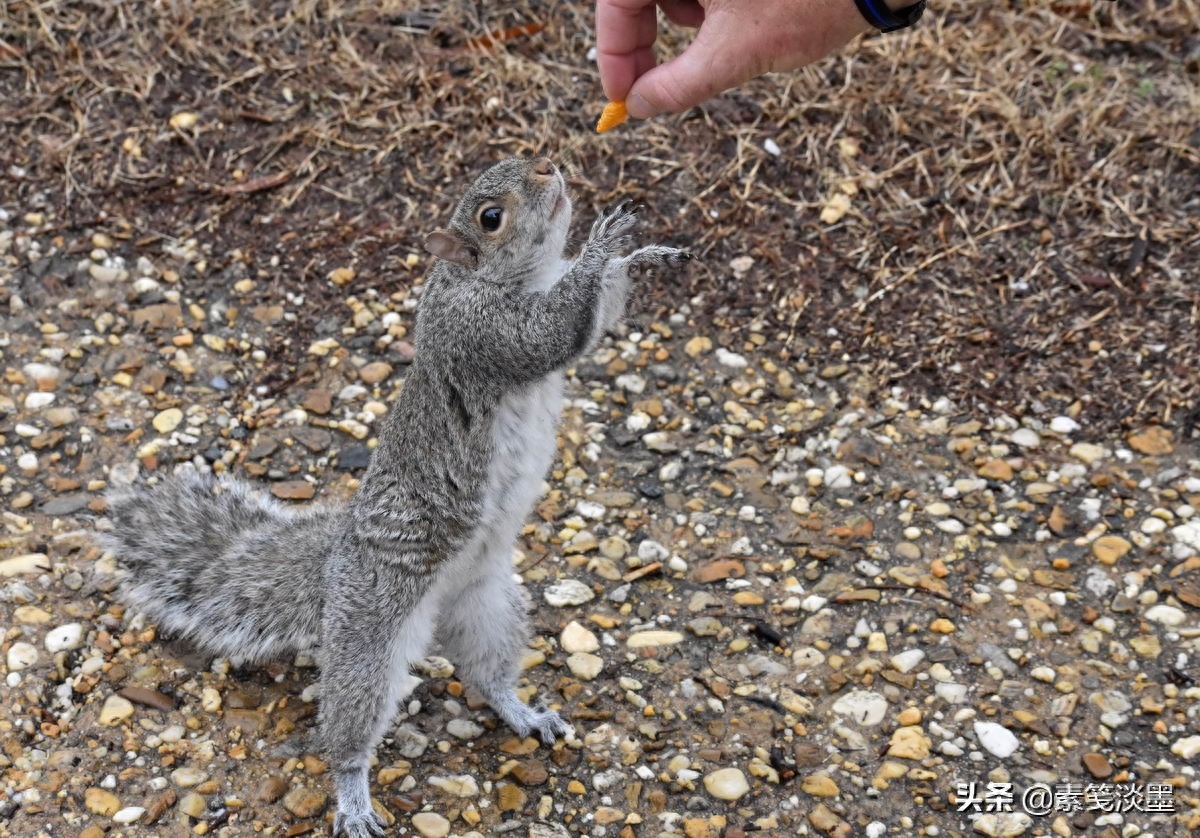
(626, 93), (655, 120)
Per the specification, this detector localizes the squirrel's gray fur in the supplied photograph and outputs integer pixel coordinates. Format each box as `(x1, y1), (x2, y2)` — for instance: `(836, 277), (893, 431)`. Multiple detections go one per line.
(100, 157), (690, 837)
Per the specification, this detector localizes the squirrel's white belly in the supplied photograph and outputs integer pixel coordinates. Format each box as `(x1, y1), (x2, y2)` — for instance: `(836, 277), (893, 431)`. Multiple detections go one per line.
(445, 373), (564, 578)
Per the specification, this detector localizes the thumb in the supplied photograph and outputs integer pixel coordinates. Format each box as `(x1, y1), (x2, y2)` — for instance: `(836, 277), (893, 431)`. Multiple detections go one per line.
(625, 13), (760, 118)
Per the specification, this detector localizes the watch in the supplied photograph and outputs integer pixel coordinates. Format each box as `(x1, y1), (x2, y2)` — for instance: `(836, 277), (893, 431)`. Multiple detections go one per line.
(853, 0), (927, 32)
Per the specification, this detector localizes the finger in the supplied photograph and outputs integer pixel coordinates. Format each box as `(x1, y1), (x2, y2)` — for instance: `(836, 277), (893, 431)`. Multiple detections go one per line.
(595, 0), (662, 102)
(625, 12), (759, 118)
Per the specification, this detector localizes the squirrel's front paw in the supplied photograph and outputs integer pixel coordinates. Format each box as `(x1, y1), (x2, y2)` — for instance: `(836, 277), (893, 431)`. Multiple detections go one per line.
(333, 809), (386, 838)
(526, 704), (572, 744)
(587, 201), (641, 254)
(624, 246), (693, 279)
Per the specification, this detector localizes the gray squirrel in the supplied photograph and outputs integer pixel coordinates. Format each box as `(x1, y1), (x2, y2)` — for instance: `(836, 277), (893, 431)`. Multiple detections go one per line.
(100, 157), (691, 837)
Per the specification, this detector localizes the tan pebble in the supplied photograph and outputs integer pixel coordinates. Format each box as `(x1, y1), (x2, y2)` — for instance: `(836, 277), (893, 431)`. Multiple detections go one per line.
(703, 767), (749, 801)
(800, 773), (839, 797)
(78, 826), (105, 838)
(627, 630), (684, 648)
(886, 726), (931, 760)
(178, 792), (206, 818)
(977, 458), (1014, 481)
(897, 707), (922, 726)
(684, 336), (712, 357)
(256, 776), (290, 802)
(560, 620), (599, 653)
(281, 787), (328, 818)
(151, 408), (183, 434)
(328, 266), (356, 286)
(1092, 534), (1132, 564)
(875, 761), (908, 780)
(682, 816), (725, 838)
(566, 779), (586, 794)
(358, 361), (393, 384)
(496, 782), (527, 812)
(732, 591), (764, 606)
(807, 803), (845, 832)
(1127, 426), (1173, 455)
(929, 618), (955, 634)
(1082, 752), (1113, 779)
(270, 481), (315, 501)
(84, 788), (121, 816)
(99, 695), (135, 725)
(595, 807), (625, 824)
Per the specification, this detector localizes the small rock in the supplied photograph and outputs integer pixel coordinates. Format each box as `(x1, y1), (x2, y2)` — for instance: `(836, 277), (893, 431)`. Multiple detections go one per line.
(626, 630), (684, 648)
(6, 642), (39, 671)
(1010, 428), (1040, 448)
(1081, 752), (1112, 779)
(974, 722), (1020, 758)
(281, 787), (328, 818)
(358, 361), (393, 384)
(887, 727), (932, 760)
(1170, 735), (1200, 760)
(44, 623), (84, 653)
(560, 621), (599, 653)
(544, 579), (594, 607)
(714, 348), (747, 369)
(684, 336), (712, 357)
(1092, 535), (1132, 565)
(831, 690), (888, 726)
(1127, 426), (1173, 455)
(566, 652), (603, 680)
(84, 788), (121, 816)
(271, 480), (315, 501)
(1069, 442), (1108, 464)
(427, 774), (479, 797)
(152, 408), (183, 434)
(171, 767), (207, 787)
(800, 774), (839, 797)
(411, 812), (451, 838)
(0, 553), (50, 577)
(890, 649), (926, 674)
(972, 812), (1033, 837)
(112, 806), (146, 825)
(178, 792), (206, 818)
(1049, 416), (1080, 434)
(703, 768), (749, 800)
(99, 695), (135, 725)
(446, 718), (484, 740)
(256, 776), (291, 803)
(1144, 604), (1186, 626)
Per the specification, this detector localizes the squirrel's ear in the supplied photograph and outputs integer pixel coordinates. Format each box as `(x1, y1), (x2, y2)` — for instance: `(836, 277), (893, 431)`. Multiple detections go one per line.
(424, 230), (477, 269)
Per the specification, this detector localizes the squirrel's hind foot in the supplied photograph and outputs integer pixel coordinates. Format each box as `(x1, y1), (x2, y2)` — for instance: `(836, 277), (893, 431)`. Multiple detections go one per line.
(333, 808), (386, 838)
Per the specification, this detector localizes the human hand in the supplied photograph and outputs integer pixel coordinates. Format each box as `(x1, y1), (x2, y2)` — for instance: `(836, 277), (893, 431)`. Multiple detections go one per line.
(595, 0), (879, 119)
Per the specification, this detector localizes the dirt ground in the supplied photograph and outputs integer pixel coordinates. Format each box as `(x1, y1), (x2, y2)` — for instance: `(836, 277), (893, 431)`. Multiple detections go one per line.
(1, 1), (1199, 837)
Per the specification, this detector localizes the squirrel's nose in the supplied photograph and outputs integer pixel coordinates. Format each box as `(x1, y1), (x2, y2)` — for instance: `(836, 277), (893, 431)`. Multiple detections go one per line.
(531, 157), (555, 179)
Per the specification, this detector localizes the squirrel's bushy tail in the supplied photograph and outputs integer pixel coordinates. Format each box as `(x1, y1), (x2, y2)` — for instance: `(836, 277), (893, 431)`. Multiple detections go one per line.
(101, 471), (338, 663)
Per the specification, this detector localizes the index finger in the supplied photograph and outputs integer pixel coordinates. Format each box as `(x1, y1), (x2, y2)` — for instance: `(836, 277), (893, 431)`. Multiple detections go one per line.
(595, 0), (661, 102)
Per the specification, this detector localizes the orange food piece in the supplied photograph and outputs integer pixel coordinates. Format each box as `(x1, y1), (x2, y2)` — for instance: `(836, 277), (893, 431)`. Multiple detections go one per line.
(596, 100), (628, 133)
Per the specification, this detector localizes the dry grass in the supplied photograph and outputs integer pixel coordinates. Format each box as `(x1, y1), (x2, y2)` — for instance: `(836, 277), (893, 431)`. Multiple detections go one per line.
(1, 0), (1197, 430)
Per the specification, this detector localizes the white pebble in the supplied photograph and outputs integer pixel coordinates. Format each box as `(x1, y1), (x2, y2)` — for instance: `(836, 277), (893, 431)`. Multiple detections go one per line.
(763, 138), (781, 157)
(446, 718), (484, 740)
(974, 721), (1020, 758)
(1143, 604), (1186, 627)
(544, 579), (595, 607)
(714, 348), (747, 369)
(113, 806), (146, 825)
(17, 453), (38, 472)
(44, 623), (84, 653)
(1049, 416), (1080, 434)
(1010, 428), (1040, 448)
(24, 392), (55, 409)
(6, 642), (39, 671)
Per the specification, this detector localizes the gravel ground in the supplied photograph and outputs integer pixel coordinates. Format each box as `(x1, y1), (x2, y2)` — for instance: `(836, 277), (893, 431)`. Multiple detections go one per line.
(1, 210), (1198, 838)
(2, 1), (1199, 837)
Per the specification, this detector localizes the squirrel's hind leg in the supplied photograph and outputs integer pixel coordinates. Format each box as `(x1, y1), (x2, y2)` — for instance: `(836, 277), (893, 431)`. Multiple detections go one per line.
(436, 564), (571, 743)
(321, 568), (437, 836)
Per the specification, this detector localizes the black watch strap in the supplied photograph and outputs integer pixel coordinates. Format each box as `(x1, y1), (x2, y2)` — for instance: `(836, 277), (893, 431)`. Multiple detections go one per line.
(854, 0), (927, 32)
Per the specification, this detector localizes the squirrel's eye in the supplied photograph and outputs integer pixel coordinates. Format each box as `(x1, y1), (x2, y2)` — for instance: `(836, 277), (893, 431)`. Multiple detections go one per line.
(479, 206), (503, 232)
